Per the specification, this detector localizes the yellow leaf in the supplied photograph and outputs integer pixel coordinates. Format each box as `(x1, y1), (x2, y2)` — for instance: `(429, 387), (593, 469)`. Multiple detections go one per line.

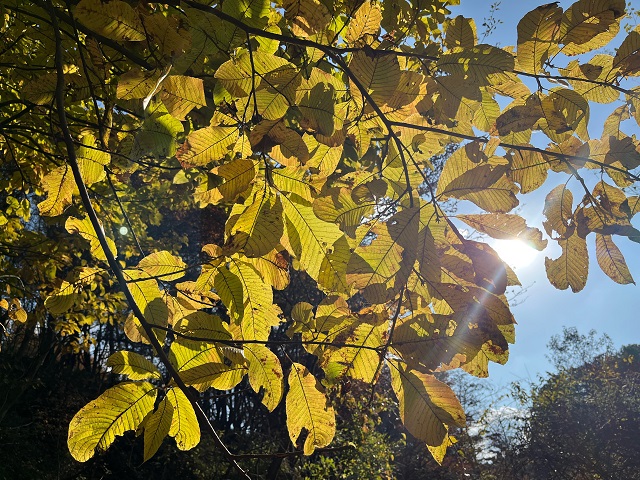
(428, 434), (457, 465)
(613, 26), (640, 75)
(138, 251), (187, 282)
(347, 207), (420, 303)
(37, 166), (75, 217)
(160, 75), (206, 120)
(284, 0), (332, 37)
(176, 126), (238, 167)
(445, 16), (477, 49)
(227, 258), (282, 341)
(170, 338), (246, 391)
(349, 50), (401, 106)
(558, 0), (625, 56)
(245, 345), (284, 411)
(437, 45), (515, 85)
(508, 148), (548, 193)
(390, 363), (465, 446)
(437, 144), (519, 213)
(595, 233), (635, 284)
(559, 55), (620, 103)
(45, 280), (78, 315)
(543, 184), (574, 237)
(166, 387), (201, 451)
(313, 187), (376, 237)
(336, 313), (387, 383)
(123, 269), (169, 342)
(66, 216), (117, 262)
(77, 134), (110, 185)
(545, 230), (589, 292)
(195, 158), (256, 207)
(286, 363), (336, 455)
(133, 110), (184, 159)
(107, 351), (161, 380)
(282, 195), (348, 292)
(117, 68), (161, 100)
(540, 88), (590, 142)
(516, 3), (562, 74)
(143, 396), (173, 462)
(457, 213), (548, 250)
(74, 0), (145, 42)
(68, 382), (156, 462)
(230, 188), (284, 258)
(173, 311), (232, 341)
(344, 1), (382, 46)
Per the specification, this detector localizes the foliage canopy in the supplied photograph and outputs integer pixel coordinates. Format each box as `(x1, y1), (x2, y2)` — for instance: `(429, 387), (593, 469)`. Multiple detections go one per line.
(0, 0), (639, 475)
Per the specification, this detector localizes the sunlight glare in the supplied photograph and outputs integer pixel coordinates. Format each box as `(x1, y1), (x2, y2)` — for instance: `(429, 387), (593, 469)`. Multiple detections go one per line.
(492, 239), (538, 269)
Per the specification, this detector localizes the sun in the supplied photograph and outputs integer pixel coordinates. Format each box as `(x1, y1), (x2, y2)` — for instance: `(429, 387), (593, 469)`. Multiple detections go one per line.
(491, 239), (539, 269)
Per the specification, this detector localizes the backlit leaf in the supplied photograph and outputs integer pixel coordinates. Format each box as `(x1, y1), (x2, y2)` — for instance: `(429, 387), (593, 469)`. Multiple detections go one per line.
(457, 214), (548, 250)
(517, 3), (562, 74)
(68, 382), (156, 462)
(143, 396), (173, 462)
(558, 0), (625, 56)
(166, 387), (200, 451)
(107, 351), (161, 381)
(595, 233), (634, 284)
(286, 362), (336, 455)
(75, 0), (145, 42)
(545, 231), (589, 292)
(245, 345), (284, 411)
(344, 1), (382, 46)
(390, 362), (465, 446)
(138, 251), (187, 281)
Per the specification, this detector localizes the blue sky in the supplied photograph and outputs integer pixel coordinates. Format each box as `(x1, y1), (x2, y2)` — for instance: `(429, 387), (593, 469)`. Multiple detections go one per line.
(447, 0), (640, 388)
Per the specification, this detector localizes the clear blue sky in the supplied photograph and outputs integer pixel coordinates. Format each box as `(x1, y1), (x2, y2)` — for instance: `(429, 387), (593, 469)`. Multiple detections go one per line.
(448, 0), (640, 388)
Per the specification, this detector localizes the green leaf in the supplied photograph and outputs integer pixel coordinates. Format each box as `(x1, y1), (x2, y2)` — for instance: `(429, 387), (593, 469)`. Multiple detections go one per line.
(107, 351), (161, 380)
(68, 382), (156, 462)
(286, 362), (336, 455)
